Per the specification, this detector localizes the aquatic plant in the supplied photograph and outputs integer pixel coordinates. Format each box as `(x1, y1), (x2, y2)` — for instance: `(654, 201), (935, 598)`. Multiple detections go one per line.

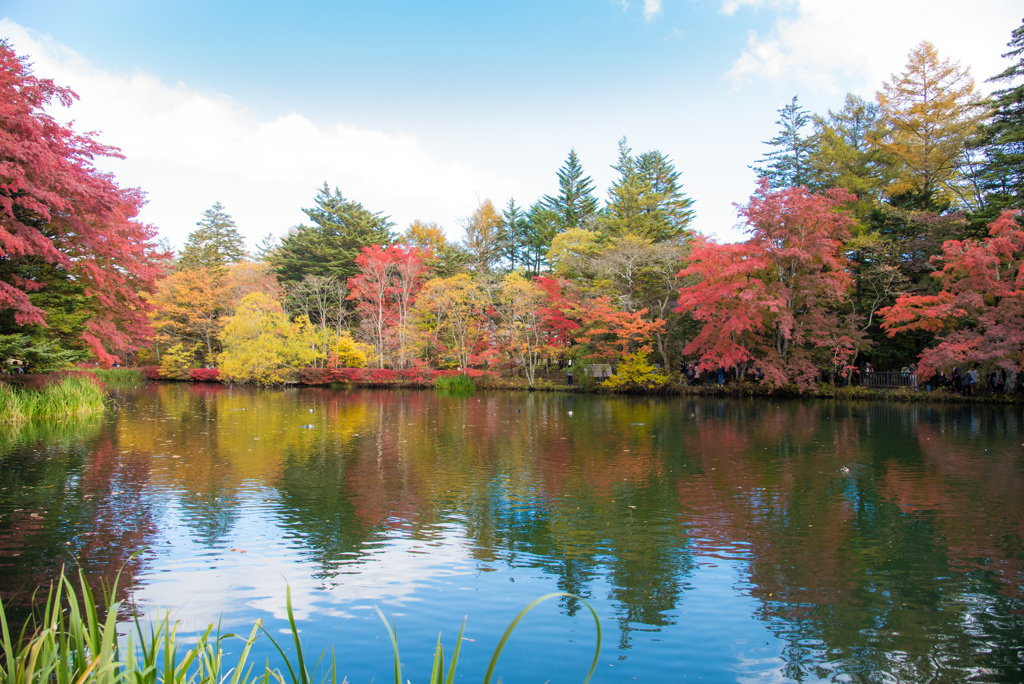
(88, 368), (145, 385)
(0, 570), (602, 684)
(433, 374), (476, 394)
(0, 375), (105, 424)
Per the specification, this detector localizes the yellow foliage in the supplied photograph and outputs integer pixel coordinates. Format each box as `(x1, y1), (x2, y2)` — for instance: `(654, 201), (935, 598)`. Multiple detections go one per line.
(219, 292), (315, 385)
(603, 353), (668, 391)
(549, 228), (600, 278)
(331, 332), (372, 368)
(403, 220), (448, 256)
(160, 343), (199, 379)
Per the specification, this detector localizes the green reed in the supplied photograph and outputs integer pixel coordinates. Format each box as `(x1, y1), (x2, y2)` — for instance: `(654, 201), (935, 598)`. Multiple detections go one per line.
(1, 570), (601, 684)
(0, 376), (106, 424)
(88, 369), (145, 386)
(433, 374), (476, 394)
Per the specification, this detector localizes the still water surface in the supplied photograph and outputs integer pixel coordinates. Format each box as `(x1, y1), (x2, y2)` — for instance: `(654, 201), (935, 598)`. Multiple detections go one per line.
(0, 384), (1021, 682)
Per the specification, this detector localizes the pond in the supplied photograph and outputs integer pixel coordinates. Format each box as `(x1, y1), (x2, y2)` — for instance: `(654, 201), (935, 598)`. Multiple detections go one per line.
(1, 384), (1022, 683)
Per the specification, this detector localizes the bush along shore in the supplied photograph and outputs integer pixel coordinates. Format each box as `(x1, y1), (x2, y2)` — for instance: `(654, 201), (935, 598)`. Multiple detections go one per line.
(0, 568), (601, 684)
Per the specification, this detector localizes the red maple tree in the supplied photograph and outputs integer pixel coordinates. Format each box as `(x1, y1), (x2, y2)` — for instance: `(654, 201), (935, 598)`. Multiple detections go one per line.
(676, 180), (864, 390)
(880, 210), (1024, 376)
(0, 42), (168, 364)
(347, 243), (426, 367)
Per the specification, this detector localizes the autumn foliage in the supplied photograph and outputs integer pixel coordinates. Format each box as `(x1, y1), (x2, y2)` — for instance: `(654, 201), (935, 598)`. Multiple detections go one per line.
(676, 181), (864, 390)
(881, 210), (1024, 375)
(0, 42), (167, 364)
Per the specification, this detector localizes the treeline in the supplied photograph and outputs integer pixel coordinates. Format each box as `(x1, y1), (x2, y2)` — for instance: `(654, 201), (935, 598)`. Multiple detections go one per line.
(2, 24), (1023, 392)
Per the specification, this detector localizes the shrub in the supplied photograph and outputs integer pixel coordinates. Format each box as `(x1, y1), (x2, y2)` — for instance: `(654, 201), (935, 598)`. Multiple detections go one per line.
(602, 354), (669, 392)
(300, 367), (335, 385)
(190, 368), (221, 382)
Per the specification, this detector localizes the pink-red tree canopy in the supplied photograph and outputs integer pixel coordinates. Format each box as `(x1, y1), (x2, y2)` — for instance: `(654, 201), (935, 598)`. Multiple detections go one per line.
(0, 42), (167, 364)
(880, 210), (1024, 376)
(675, 180), (864, 390)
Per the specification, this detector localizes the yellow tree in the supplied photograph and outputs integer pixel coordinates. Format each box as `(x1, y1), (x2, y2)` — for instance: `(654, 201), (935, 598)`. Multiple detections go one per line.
(548, 227), (601, 280)
(402, 220), (448, 256)
(460, 199), (504, 272)
(875, 41), (987, 209)
(219, 292), (316, 385)
(413, 274), (488, 368)
(493, 272), (549, 387)
(150, 267), (229, 364)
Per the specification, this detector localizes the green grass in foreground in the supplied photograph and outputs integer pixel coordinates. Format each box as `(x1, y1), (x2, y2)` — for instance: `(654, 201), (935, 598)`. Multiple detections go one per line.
(1, 569), (601, 684)
(0, 376), (106, 425)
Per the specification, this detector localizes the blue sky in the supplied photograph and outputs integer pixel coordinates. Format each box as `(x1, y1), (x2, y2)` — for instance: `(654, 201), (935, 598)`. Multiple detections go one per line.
(2, 1), (1021, 249)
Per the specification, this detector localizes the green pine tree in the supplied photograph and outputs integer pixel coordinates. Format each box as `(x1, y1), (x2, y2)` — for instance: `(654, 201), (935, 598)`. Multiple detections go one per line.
(269, 184), (395, 284)
(751, 96), (814, 189)
(178, 202), (248, 271)
(543, 149), (599, 230)
(971, 18), (1024, 229)
(500, 198), (530, 271)
(604, 137), (694, 243)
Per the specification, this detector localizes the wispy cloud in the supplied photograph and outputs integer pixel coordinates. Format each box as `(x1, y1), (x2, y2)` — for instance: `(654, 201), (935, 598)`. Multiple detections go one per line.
(721, 0), (768, 16)
(0, 20), (518, 250)
(725, 0), (1020, 94)
(643, 0), (663, 21)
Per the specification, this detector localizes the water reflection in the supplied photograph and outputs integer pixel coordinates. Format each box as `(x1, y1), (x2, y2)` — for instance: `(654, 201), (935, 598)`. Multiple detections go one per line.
(0, 386), (1021, 682)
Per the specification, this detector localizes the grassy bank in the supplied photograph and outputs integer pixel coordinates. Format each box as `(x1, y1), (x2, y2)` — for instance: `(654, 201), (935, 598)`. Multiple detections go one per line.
(0, 569), (601, 684)
(0, 375), (106, 424)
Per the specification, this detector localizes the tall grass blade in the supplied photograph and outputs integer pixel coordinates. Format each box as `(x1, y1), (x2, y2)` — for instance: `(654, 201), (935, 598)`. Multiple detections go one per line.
(373, 606), (402, 684)
(481, 592), (601, 684)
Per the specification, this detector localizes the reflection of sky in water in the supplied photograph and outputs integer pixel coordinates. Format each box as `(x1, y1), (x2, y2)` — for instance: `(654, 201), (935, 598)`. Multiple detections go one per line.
(127, 483), (788, 683)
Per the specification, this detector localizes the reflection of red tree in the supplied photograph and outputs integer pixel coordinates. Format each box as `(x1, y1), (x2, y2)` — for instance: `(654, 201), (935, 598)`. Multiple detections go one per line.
(187, 382), (230, 398)
(880, 421), (1023, 599)
(0, 433), (156, 617)
(676, 403), (859, 608)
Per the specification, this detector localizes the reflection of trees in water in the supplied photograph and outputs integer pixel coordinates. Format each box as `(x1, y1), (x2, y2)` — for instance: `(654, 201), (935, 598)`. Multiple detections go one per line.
(0, 420), (157, 626)
(676, 400), (1024, 682)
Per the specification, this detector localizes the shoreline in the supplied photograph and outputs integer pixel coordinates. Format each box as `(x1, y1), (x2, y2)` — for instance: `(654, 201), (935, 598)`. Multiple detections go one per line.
(120, 366), (1022, 405)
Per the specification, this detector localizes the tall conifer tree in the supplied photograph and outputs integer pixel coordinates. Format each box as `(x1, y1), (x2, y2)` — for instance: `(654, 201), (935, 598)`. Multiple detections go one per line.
(973, 19), (1024, 225)
(178, 202), (247, 271)
(751, 96), (814, 189)
(543, 149), (599, 230)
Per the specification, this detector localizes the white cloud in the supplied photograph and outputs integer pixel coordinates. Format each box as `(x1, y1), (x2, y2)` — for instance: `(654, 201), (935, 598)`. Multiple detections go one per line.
(0, 20), (520, 251)
(644, 0), (663, 21)
(725, 0), (1022, 95)
(721, 0), (771, 16)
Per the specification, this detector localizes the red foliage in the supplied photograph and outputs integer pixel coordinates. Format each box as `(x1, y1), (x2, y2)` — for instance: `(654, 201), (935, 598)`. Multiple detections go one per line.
(534, 276), (581, 348)
(298, 366), (493, 387)
(0, 43), (170, 364)
(189, 368), (221, 383)
(575, 296), (665, 361)
(140, 366), (162, 380)
(347, 244), (426, 367)
(299, 367), (335, 385)
(0, 370), (102, 390)
(676, 181), (863, 390)
(881, 210), (1024, 375)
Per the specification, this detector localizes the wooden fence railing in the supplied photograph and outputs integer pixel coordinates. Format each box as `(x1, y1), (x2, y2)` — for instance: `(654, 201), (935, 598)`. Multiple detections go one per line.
(862, 370), (919, 390)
